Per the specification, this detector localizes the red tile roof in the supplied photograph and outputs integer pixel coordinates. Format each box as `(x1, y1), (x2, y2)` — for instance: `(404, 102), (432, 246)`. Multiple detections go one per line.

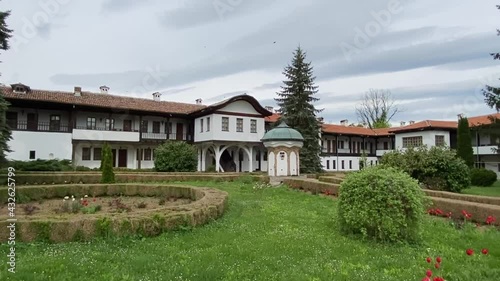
(468, 113), (500, 126)
(0, 86), (206, 114)
(322, 124), (392, 136)
(265, 113), (280, 122)
(388, 120), (458, 133)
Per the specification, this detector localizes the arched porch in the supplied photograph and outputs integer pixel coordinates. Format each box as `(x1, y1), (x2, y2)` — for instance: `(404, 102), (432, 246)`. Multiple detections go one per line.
(197, 142), (267, 172)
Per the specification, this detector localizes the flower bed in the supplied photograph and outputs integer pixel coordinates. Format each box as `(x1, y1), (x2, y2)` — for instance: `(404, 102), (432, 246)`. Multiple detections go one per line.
(0, 184), (227, 243)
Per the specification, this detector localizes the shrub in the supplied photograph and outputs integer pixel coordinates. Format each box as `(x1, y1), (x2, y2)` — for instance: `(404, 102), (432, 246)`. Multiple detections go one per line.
(8, 159), (73, 171)
(337, 166), (425, 243)
(154, 141), (197, 172)
(470, 168), (498, 187)
(100, 143), (115, 183)
(380, 146), (471, 193)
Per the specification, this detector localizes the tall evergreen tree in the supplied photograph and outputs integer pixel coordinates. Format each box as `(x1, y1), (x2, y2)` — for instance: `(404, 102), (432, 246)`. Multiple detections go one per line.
(275, 47), (323, 173)
(100, 143), (115, 183)
(457, 117), (474, 167)
(0, 6), (12, 164)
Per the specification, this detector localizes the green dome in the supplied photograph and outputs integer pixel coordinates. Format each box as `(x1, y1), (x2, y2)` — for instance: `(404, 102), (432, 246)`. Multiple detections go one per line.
(261, 122), (304, 142)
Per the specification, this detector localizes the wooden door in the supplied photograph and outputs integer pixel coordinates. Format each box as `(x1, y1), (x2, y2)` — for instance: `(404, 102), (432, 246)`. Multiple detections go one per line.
(176, 124), (183, 140)
(118, 149), (127, 168)
(27, 113), (38, 131)
(112, 149), (117, 167)
(123, 120), (132, 131)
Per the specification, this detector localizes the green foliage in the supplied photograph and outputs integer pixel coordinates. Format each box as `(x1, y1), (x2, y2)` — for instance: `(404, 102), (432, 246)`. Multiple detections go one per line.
(96, 217), (112, 238)
(81, 205), (102, 214)
(380, 146), (471, 193)
(337, 166), (425, 243)
(470, 168), (498, 187)
(275, 46), (322, 173)
(154, 140), (197, 172)
(8, 159), (73, 171)
(100, 143), (115, 183)
(205, 164), (216, 172)
(457, 117), (474, 167)
(0, 7), (12, 165)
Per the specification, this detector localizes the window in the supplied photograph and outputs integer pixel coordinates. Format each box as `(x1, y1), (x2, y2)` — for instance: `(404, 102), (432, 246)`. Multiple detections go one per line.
(82, 148), (91, 161)
(200, 119), (204, 132)
(222, 117), (229, 131)
(333, 160), (336, 169)
(250, 119), (257, 133)
(370, 160), (373, 166)
(383, 141), (389, 150)
(263, 152), (267, 161)
(49, 115), (60, 131)
(144, 148), (152, 161)
(141, 120), (148, 133)
(105, 118), (115, 130)
(402, 136), (423, 148)
(349, 160), (352, 169)
(435, 135), (445, 146)
(338, 141), (344, 149)
(29, 150), (36, 160)
(279, 151), (285, 160)
(93, 148), (102, 161)
(237, 118), (243, 132)
(326, 160), (330, 170)
(152, 121), (160, 134)
(341, 160), (345, 169)
(166, 122), (172, 134)
(86, 117), (96, 130)
(207, 117), (210, 132)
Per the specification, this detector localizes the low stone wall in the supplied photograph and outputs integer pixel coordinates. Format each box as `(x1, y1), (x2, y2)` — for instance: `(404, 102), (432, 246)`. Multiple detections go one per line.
(283, 178), (340, 197)
(0, 184), (228, 243)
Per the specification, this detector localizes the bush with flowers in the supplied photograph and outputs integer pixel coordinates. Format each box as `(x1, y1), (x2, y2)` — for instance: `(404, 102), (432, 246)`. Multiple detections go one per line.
(337, 166), (426, 243)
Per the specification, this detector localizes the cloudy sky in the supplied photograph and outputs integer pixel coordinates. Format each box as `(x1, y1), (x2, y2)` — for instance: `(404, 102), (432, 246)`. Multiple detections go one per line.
(1, 0), (499, 125)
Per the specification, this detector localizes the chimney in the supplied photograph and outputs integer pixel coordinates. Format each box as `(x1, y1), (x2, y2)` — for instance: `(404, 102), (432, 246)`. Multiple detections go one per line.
(409, 120), (415, 125)
(195, 98), (202, 105)
(74, 86), (82, 97)
(99, 85), (110, 94)
(152, 92), (162, 102)
(340, 119), (348, 126)
(265, 106), (274, 112)
(400, 121), (406, 126)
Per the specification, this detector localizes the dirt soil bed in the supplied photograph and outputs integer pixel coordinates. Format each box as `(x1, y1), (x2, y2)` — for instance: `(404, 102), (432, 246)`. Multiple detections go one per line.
(0, 196), (193, 221)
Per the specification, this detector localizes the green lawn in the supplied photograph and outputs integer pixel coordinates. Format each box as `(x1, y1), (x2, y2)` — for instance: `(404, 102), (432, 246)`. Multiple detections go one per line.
(1, 181), (500, 281)
(462, 181), (500, 197)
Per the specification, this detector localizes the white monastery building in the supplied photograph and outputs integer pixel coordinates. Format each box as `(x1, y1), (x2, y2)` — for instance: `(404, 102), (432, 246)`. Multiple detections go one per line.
(1, 83), (499, 178)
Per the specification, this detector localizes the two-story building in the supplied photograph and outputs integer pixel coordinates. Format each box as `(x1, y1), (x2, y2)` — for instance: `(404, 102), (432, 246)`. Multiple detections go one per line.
(1, 83), (498, 177)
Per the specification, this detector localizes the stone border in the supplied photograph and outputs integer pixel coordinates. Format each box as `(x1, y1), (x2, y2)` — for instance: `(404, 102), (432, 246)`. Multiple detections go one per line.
(0, 184), (228, 243)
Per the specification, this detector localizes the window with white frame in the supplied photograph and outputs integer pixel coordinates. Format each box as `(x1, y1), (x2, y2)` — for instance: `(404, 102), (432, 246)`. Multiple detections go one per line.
(222, 117), (229, 131)
(200, 119), (204, 132)
(402, 136), (423, 148)
(237, 118), (243, 132)
(207, 117), (210, 132)
(250, 119), (257, 133)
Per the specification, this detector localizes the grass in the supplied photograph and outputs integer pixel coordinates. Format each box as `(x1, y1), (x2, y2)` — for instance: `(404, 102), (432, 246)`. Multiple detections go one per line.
(462, 181), (500, 197)
(1, 180), (500, 281)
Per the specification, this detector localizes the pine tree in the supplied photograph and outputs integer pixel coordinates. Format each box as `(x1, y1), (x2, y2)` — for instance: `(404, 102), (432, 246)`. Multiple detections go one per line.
(0, 6), (12, 164)
(100, 143), (115, 183)
(457, 117), (474, 167)
(275, 47), (323, 173)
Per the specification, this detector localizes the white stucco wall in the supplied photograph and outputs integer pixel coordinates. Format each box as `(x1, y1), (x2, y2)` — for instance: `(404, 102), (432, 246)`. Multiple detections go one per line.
(194, 112), (265, 143)
(73, 143), (137, 169)
(395, 130), (450, 149)
(321, 156), (379, 171)
(7, 131), (72, 161)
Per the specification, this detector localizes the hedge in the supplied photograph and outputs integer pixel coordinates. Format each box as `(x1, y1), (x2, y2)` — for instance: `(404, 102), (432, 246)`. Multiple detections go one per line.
(0, 184), (228, 243)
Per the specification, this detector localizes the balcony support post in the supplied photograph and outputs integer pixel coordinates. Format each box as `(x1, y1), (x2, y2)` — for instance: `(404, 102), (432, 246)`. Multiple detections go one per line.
(139, 115), (143, 142)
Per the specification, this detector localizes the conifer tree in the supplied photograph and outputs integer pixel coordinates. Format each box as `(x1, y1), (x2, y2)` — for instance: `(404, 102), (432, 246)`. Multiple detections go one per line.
(275, 47), (323, 173)
(0, 6), (12, 164)
(100, 143), (115, 183)
(457, 117), (474, 167)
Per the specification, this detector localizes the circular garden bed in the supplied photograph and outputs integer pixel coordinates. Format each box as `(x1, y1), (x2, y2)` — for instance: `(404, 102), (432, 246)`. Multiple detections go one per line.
(0, 184), (227, 243)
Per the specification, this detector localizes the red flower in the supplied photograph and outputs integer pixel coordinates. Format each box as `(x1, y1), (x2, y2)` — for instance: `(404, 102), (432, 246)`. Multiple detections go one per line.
(426, 269), (432, 277)
(436, 256), (441, 263)
(428, 209), (436, 215)
(435, 209), (443, 215)
(426, 257), (432, 263)
(93, 198), (97, 202)
(462, 210), (472, 219)
(422, 277), (430, 281)
(433, 277), (444, 281)
(434, 263), (440, 269)
(482, 248), (489, 255)
(486, 216), (496, 225)
(466, 248), (474, 256)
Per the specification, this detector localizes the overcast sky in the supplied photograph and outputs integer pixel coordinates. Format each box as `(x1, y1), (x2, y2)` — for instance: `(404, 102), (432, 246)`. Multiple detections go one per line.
(1, 0), (499, 125)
